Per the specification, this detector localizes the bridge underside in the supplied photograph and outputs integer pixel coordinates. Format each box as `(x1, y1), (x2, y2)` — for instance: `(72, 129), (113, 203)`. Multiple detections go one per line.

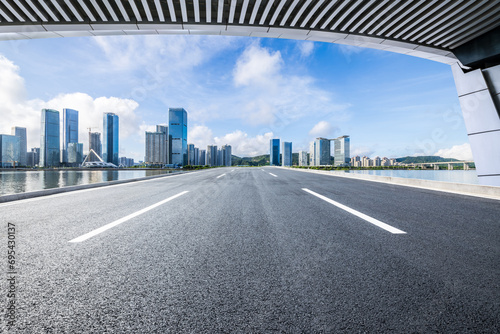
(0, 1), (499, 185)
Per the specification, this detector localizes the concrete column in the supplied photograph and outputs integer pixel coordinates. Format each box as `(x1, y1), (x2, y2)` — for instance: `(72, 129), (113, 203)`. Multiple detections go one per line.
(434, 164), (439, 170)
(463, 162), (469, 170)
(452, 63), (500, 186)
(448, 163), (453, 170)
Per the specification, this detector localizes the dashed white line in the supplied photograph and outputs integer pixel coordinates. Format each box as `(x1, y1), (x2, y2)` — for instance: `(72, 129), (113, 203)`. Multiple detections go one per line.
(69, 191), (189, 243)
(269, 173), (278, 177)
(302, 188), (406, 234)
(217, 173), (226, 178)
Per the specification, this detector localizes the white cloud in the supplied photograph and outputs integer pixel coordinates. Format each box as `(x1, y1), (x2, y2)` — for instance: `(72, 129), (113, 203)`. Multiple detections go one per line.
(309, 121), (335, 138)
(435, 143), (473, 161)
(299, 41), (314, 57)
(188, 125), (215, 149)
(233, 43), (283, 87)
(0, 54), (141, 152)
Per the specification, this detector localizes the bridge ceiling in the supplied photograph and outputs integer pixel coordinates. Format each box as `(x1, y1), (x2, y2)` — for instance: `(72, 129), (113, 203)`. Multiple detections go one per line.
(0, 1), (499, 66)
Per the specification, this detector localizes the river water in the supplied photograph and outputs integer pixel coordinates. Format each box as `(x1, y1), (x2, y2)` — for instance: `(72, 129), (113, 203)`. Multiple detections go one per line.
(0, 170), (175, 196)
(346, 169), (479, 185)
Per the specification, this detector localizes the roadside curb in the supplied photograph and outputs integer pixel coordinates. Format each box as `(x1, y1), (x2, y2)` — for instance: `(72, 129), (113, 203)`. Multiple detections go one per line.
(280, 167), (500, 201)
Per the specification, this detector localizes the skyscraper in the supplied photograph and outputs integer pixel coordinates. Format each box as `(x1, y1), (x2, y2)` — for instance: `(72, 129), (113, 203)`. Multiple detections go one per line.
(199, 149), (206, 165)
(270, 139), (280, 166)
(168, 108), (188, 166)
(282, 142), (292, 167)
(11, 127), (27, 166)
(315, 138), (331, 166)
(67, 142), (83, 165)
(40, 109), (60, 167)
(207, 145), (218, 166)
(145, 127), (168, 165)
(222, 144), (232, 166)
(194, 147), (199, 165)
(299, 151), (308, 166)
(89, 132), (102, 162)
(188, 144), (195, 165)
(62, 108), (79, 165)
(0, 134), (20, 167)
(309, 141), (316, 166)
(103, 112), (119, 166)
(334, 135), (350, 167)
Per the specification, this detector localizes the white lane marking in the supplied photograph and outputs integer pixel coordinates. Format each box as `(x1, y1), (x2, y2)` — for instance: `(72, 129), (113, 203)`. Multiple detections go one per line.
(302, 188), (406, 234)
(231, 169), (235, 172)
(261, 169), (265, 171)
(217, 173), (226, 178)
(269, 173), (278, 177)
(69, 191), (189, 243)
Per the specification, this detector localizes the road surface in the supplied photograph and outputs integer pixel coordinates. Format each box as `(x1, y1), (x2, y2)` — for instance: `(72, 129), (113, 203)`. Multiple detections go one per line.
(0, 167), (498, 332)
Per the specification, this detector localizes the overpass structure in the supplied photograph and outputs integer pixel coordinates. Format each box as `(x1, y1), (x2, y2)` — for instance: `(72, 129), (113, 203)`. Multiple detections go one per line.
(0, 0), (498, 185)
(403, 160), (475, 170)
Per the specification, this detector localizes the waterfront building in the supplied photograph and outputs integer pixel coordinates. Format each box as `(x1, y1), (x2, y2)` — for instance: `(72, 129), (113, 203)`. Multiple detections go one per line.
(119, 157), (134, 167)
(27, 147), (40, 167)
(390, 158), (398, 166)
(103, 112), (119, 166)
(282, 142), (292, 167)
(11, 127), (27, 166)
(374, 156), (381, 167)
(381, 157), (391, 166)
(199, 149), (206, 165)
(362, 156), (372, 167)
(315, 138), (331, 166)
(299, 151), (308, 166)
(221, 145), (232, 166)
(270, 139), (280, 166)
(40, 109), (60, 167)
(89, 132), (102, 162)
(145, 127), (168, 165)
(188, 144), (195, 165)
(62, 108), (79, 165)
(351, 155), (361, 167)
(309, 141), (316, 166)
(207, 145), (218, 166)
(334, 135), (350, 167)
(0, 134), (20, 167)
(67, 142), (83, 165)
(168, 108), (188, 166)
(194, 147), (199, 165)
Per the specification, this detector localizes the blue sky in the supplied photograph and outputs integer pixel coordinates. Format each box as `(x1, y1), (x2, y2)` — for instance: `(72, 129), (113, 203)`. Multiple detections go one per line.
(0, 34), (472, 161)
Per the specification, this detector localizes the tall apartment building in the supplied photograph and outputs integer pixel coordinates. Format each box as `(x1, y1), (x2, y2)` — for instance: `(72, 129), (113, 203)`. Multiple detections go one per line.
(334, 135), (350, 167)
(168, 108), (188, 166)
(270, 139), (280, 166)
(282, 142), (292, 167)
(103, 112), (119, 166)
(11, 127), (27, 166)
(62, 108), (79, 165)
(40, 109), (60, 167)
(299, 151), (308, 166)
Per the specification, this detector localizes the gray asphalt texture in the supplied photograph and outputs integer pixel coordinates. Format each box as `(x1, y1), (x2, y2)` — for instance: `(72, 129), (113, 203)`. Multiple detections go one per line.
(0, 167), (499, 333)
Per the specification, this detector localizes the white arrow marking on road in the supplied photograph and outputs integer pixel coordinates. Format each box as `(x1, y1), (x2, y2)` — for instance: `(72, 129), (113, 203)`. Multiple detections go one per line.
(69, 191), (189, 243)
(302, 188), (406, 234)
(217, 173), (226, 178)
(269, 173), (278, 177)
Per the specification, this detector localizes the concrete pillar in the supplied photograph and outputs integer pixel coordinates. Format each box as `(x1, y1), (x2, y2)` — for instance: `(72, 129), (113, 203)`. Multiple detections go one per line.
(448, 163), (453, 170)
(463, 162), (469, 170)
(452, 63), (500, 186)
(434, 164), (439, 170)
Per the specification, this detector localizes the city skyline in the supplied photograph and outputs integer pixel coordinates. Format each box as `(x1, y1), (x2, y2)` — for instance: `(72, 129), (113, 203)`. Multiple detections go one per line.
(0, 35), (472, 161)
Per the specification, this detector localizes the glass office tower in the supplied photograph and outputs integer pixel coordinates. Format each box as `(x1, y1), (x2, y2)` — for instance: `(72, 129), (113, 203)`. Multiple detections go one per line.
(0, 135), (20, 167)
(270, 139), (280, 166)
(282, 142), (292, 167)
(11, 127), (27, 166)
(40, 109), (60, 167)
(315, 137), (331, 166)
(103, 112), (119, 166)
(168, 108), (188, 166)
(334, 135), (350, 167)
(62, 108), (79, 164)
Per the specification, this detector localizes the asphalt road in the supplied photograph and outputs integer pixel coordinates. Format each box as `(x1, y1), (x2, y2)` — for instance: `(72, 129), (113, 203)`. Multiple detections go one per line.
(0, 167), (499, 333)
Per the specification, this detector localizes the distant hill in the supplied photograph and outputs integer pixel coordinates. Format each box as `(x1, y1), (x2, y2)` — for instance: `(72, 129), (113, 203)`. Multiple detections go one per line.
(231, 154), (460, 166)
(395, 156), (460, 164)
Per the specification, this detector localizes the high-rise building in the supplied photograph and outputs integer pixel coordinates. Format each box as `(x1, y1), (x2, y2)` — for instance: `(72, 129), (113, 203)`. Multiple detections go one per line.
(351, 155), (361, 167)
(27, 147), (40, 166)
(270, 139), (280, 166)
(199, 149), (206, 165)
(67, 142), (83, 165)
(168, 108), (188, 166)
(40, 109), (60, 167)
(103, 112), (119, 166)
(374, 156), (381, 167)
(11, 127), (27, 166)
(89, 132), (102, 162)
(309, 141), (316, 166)
(299, 151), (308, 166)
(334, 135), (350, 167)
(188, 144), (195, 165)
(282, 142), (292, 167)
(145, 125), (168, 165)
(207, 145), (218, 166)
(0, 134), (20, 167)
(315, 138), (331, 166)
(62, 108), (79, 164)
(194, 147), (199, 165)
(222, 144), (232, 166)
(119, 157), (134, 167)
